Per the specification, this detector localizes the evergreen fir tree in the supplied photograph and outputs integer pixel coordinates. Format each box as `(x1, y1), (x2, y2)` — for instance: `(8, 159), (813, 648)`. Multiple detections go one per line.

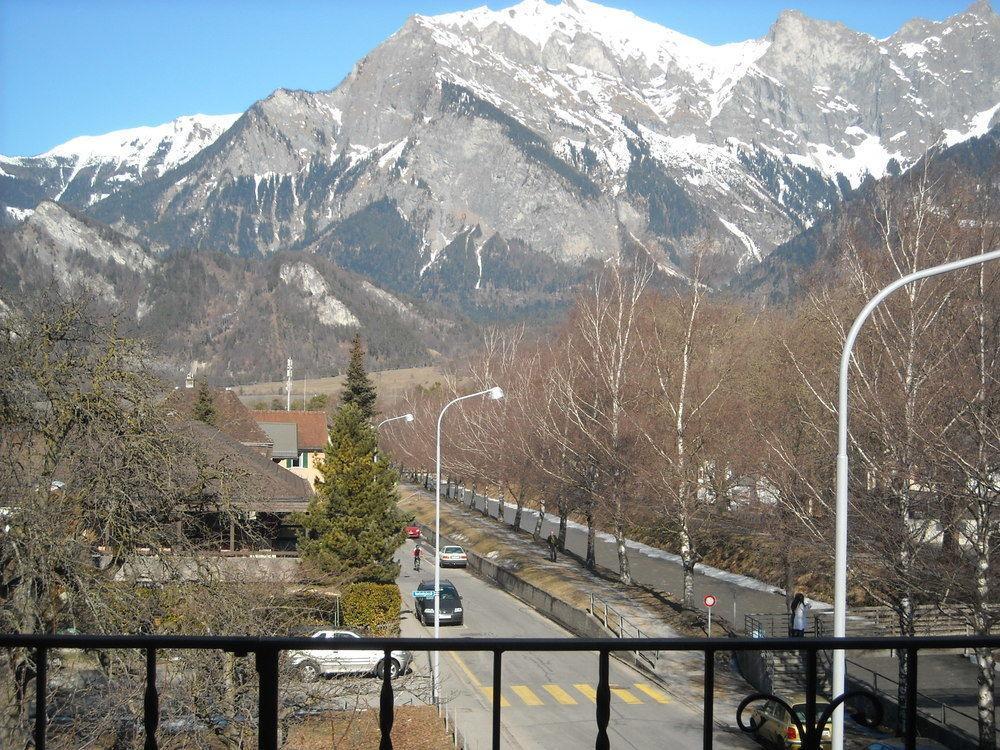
(296, 402), (404, 582)
(340, 334), (377, 420)
(192, 380), (217, 425)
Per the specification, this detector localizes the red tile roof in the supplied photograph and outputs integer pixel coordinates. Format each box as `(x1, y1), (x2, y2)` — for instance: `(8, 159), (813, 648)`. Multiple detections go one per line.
(163, 387), (273, 450)
(250, 410), (329, 451)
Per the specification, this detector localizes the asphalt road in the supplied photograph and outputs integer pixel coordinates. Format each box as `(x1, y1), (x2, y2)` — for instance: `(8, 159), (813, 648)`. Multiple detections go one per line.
(396, 539), (758, 750)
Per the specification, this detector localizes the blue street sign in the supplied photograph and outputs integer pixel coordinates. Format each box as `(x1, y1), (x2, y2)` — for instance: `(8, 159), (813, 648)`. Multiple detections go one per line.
(413, 590), (436, 599)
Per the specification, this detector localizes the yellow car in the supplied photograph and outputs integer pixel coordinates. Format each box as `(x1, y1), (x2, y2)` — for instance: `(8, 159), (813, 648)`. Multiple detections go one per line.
(750, 694), (832, 749)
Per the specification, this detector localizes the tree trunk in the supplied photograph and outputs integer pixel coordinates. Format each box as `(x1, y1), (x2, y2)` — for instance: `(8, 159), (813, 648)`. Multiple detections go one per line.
(679, 525), (696, 607)
(532, 496), (546, 541)
(614, 515), (631, 585)
(896, 596), (915, 733)
(558, 509), (568, 551)
(513, 488), (525, 531)
(585, 507), (596, 569)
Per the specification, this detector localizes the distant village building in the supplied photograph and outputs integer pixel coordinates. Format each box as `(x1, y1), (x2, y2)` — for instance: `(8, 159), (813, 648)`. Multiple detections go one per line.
(250, 410), (329, 485)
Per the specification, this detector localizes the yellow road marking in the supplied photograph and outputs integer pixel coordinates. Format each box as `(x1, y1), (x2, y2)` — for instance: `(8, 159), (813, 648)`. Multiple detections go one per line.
(543, 684), (578, 705)
(634, 683), (671, 704)
(480, 687), (511, 707)
(611, 688), (642, 704)
(574, 684), (597, 702)
(511, 685), (544, 706)
(449, 652), (482, 687)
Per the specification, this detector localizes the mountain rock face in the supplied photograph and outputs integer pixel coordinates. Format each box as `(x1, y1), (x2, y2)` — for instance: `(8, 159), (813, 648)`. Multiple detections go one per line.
(733, 123), (1000, 301)
(1, 0), (998, 377)
(0, 114), (238, 225)
(0, 202), (467, 380)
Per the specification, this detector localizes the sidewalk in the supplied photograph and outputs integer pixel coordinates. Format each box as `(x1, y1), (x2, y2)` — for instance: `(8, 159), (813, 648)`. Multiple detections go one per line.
(398, 485), (760, 743)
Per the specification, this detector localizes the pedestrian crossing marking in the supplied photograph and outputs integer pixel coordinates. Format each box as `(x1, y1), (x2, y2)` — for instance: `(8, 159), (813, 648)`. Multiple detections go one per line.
(574, 684), (597, 702)
(511, 686), (544, 706)
(611, 688), (642, 704)
(634, 683), (671, 704)
(480, 687), (511, 707)
(543, 684), (578, 705)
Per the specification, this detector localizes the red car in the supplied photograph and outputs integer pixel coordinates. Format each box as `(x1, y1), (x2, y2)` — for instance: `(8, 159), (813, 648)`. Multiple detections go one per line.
(405, 524), (421, 539)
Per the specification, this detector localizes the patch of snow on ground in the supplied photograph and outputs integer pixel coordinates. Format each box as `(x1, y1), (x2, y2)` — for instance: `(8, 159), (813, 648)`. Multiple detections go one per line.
(899, 42), (928, 58)
(942, 102), (1000, 147)
(4, 206), (33, 223)
(800, 130), (904, 189)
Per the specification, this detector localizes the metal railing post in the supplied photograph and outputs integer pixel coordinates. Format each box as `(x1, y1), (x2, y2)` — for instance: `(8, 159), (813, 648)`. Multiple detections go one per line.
(379, 649), (395, 750)
(805, 648), (818, 750)
(703, 648), (714, 750)
(256, 647), (280, 750)
(143, 647), (159, 750)
(34, 647), (46, 750)
(905, 647), (918, 750)
(492, 650), (502, 750)
(596, 649), (611, 750)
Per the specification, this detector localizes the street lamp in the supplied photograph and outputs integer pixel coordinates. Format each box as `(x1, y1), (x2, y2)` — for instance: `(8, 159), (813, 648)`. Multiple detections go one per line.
(432, 386), (503, 702)
(373, 413), (414, 462)
(831, 247), (1000, 750)
(376, 413), (415, 429)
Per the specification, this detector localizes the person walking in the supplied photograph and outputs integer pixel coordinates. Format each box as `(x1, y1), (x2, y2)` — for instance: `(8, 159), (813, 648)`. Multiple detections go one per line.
(546, 531), (558, 562)
(789, 592), (811, 637)
(412, 544), (422, 572)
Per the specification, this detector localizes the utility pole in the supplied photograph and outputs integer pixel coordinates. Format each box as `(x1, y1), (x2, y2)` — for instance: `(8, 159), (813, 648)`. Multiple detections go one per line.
(285, 358), (293, 411)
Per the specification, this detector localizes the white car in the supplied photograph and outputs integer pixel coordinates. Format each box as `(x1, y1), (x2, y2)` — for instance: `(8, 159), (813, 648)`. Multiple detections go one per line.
(440, 545), (468, 568)
(289, 629), (412, 681)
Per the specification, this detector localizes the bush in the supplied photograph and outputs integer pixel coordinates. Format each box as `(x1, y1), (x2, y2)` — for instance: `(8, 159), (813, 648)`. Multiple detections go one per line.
(341, 582), (402, 635)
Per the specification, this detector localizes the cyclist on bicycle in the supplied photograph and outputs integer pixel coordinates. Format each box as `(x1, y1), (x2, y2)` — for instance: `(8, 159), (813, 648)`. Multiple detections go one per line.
(412, 545), (422, 570)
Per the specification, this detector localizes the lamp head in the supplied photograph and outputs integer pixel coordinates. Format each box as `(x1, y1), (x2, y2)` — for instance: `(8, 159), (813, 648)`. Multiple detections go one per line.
(404, 413), (414, 422)
(488, 386), (504, 400)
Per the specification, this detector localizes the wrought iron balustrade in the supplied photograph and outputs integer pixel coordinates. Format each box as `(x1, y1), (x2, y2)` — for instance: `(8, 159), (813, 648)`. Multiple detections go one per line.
(2, 632), (996, 750)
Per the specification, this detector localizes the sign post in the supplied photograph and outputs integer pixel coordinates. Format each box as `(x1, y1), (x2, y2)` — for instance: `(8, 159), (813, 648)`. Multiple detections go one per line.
(703, 594), (717, 638)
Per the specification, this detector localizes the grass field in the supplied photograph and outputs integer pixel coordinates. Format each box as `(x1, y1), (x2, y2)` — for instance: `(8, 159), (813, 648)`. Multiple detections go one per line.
(231, 366), (447, 406)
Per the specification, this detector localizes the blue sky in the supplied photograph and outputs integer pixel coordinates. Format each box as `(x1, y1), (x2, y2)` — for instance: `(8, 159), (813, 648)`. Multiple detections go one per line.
(0, 0), (973, 156)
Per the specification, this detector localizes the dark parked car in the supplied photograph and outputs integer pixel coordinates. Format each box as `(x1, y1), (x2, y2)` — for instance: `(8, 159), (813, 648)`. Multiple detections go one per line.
(414, 579), (463, 625)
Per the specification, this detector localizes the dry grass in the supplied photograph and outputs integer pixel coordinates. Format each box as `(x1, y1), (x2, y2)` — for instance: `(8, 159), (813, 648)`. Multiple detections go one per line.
(232, 366), (447, 403)
(287, 706), (454, 750)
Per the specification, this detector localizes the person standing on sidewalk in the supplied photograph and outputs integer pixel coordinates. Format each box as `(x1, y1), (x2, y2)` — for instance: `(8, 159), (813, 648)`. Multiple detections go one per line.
(546, 531), (558, 562)
(789, 592), (811, 637)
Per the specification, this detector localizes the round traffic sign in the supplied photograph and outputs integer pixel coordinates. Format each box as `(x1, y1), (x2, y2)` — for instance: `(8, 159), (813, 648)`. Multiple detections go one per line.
(703, 594), (717, 608)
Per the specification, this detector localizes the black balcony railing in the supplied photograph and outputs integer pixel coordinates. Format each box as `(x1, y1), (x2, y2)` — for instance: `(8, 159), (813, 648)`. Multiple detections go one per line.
(1, 632), (997, 750)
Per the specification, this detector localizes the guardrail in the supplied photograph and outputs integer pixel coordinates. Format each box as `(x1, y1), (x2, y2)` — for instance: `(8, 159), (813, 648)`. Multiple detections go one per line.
(5, 632), (998, 750)
(588, 593), (659, 666)
(846, 654), (994, 730)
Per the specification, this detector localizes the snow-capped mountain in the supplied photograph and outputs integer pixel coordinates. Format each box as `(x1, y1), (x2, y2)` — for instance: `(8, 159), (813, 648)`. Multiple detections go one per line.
(0, 113), (238, 224)
(4, 0), (1000, 301)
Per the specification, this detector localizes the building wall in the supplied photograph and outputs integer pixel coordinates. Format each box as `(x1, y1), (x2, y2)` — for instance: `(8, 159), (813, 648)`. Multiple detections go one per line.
(286, 450), (324, 486)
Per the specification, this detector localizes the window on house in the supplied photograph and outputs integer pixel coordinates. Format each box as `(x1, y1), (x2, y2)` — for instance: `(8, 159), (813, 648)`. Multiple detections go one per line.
(286, 456), (301, 468)
(302, 452), (309, 469)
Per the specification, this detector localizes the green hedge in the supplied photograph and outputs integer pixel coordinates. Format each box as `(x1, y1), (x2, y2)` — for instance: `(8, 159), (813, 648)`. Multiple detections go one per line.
(341, 582), (401, 635)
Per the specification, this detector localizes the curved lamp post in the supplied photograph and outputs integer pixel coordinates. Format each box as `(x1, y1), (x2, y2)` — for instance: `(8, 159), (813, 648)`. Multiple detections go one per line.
(432, 386), (503, 702)
(373, 413), (414, 462)
(831, 248), (1000, 750)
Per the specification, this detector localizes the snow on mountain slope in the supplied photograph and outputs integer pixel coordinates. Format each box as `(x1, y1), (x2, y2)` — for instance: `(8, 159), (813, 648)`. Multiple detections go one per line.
(0, 113), (238, 220)
(39, 113), (239, 182)
(427, 0), (770, 91)
(7, 0), (1000, 302)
